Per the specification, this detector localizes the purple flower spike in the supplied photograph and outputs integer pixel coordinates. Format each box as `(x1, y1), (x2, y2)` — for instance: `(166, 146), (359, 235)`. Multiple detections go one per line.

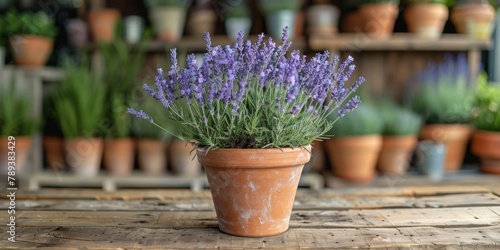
(338, 96), (362, 117)
(127, 108), (153, 123)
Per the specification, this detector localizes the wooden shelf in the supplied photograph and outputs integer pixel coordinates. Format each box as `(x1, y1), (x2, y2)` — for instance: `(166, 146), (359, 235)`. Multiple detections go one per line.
(309, 33), (493, 52)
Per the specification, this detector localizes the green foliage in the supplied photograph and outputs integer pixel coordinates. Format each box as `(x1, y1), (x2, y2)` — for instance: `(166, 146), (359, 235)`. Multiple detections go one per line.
(359, 0), (400, 4)
(0, 77), (39, 136)
(377, 101), (422, 136)
(109, 93), (131, 138)
(327, 103), (383, 137)
(144, 0), (192, 8)
(53, 62), (106, 138)
(402, 0), (449, 4)
(258, 0), (302, 13)
(471, 73), (500, 132)
(223, 0), (252, 18)
(3, 10), (58, 38)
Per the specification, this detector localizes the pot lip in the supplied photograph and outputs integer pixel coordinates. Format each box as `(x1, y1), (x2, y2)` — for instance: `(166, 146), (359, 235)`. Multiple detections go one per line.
(473, 130), (500, 136)
(65, 137), (104, 142)
(197, 144), (311, 153)
(10, 35), (53, 41)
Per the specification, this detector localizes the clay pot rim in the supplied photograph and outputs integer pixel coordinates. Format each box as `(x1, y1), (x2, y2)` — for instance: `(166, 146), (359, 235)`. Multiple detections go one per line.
(472, 129), (500, 138)
(10, 35), (53, 42)
(197, 145), (311, 154)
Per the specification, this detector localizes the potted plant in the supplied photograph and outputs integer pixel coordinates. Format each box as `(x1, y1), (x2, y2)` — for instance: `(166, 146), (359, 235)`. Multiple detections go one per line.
(258, 0), (302, 39)
(99, 38), (147, 176)
(53, 61), (106, 177)
(128, 28), (364, 237)
(325, 103), (384, 182)
(403, 0), (450, 39)
(377, 101), (422, 176)
(406, 54), (474, 173)
(144, 0), (192, 42)
(88, 8), (120, 43)
(187, 0), (217, 36)
(0, 79), (38, 175)
(358, 0), (400, 38)
(4, 10), (57, 67)
(451, 0), (496, 39)
(470, 73), (500, 174)
(221, 0), (253, 39)
(306, 1), (340, 36)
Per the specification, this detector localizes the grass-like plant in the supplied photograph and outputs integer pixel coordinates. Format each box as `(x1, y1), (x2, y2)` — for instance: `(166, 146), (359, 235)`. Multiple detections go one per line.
(472, 72), (500, 132)
(3, 10), (58, 39)
(377, 101), (422, 136)
(128, 28), (364, 149)
(327, 103), (383, 137)
(0, 77), (39, 136)
(53, 62), (106, 138)
(405, 54), (475, 124)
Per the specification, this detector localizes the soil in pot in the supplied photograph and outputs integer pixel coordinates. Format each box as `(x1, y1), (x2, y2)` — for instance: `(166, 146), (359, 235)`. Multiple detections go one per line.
(358, 2), (399, 38)
(88, 8), (120, 42)
(420, 124), (471, 173)
(471, 130), (500, 174)
(197, 145), (311, 237)
(169, 139), (201, 176)
(325, 135), (382, 182)
(404, 3), (449, 39)
(137, 138), (167, 175)
(0, 136), (32, 175)
(104, 138), (135, 176)
(9, 36), (53, 67)
(65, 138), (103, 176)
(377, 136), (417, 176)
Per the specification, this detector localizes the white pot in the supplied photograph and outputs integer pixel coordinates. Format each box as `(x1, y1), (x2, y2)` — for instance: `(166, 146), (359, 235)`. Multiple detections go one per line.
(306, 5), (340, 36)
(149, 7), (186, 42)
(265, 10), (297, 40)
(123, 15), (144, 44)
(225, 17), (252, 39)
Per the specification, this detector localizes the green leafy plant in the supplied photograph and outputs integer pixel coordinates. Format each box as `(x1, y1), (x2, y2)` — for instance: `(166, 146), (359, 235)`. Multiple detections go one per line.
(223, 0), (252, 18)
(144, 0), (192, 8)
(327, 103), (383, 137)
(53, 62), (106, 138)
(4, 10), (58, 38)
(258, 0), (302, 13)
(471, 73), (500, 132)
(377, 101), (422, 136)
(0, 77), (39, 136)
(405, 54), (475, 124)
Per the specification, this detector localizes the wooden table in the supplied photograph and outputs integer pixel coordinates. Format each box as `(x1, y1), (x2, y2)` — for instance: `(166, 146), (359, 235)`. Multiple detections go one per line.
(1, 184), (500, 249)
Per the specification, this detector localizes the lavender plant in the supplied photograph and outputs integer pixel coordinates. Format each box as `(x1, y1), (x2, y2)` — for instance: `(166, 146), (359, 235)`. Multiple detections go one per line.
(128, 28), (364, 149)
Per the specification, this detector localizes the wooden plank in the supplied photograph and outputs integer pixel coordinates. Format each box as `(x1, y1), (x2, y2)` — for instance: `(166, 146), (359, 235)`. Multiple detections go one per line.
(3, 193), (500, 211)
(5, 207), (499, 229)
(2, 226), (499, 249)
(309, 33), (493, 52)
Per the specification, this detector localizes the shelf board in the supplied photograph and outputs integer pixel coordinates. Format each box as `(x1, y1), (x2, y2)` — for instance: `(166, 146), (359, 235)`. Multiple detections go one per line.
(309, 33), (493, 52)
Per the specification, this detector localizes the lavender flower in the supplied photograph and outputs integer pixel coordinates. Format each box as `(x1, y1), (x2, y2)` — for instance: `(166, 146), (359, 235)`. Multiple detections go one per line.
(127, 108), (153, 123)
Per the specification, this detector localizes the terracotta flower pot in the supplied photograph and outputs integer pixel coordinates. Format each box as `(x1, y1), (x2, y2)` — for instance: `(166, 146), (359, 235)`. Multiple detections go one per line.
(88, 8), (120, 42)
(43, 136), (65, 171)
(325, 135), (382, 182)
(304, 140), (326, 172)
(149, 7), (186, 42)
(358, 2), (399, 38)
(169, 139), (201, 176)
(104, 138), (135, 176)
(404, 3), (449, 39)
(197, 145), (311, 237)
(419, 124), (471, 173)
(9, 35), (53, 67)
(65, 138), (103, 176)
(451, 3), (496, 39)
(187, 9), (217, 36)
(342, 10), (365, 33)
(377, 135), (418, 176)
(0, 136), (32, 175)
(137, 138), (166, 175)
(471, 130), (500, 174)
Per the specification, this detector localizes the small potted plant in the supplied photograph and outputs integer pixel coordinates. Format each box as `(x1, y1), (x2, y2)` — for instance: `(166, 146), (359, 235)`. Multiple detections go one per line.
(358, 0), (400, 38)
(53, 61), (106, 177)
(144, 0), (192, 41)
(4, 10), (57, 67)
(325, 102), (384, 182)
(128, 28), (364, 237)
(451, 0), (497, 39)
(377, 101), (422, 176)
(470, 73), (500, 174)
(0, 79), (38, 175)
(403, 0), (450, 39)
(88, 8), (120, 43)
(221, 0), (253, 39)
(405, 54), (475, 173)
(306, 1), (341, 36)
(187, 0), (217, 36)
(258, 0), (302, 39)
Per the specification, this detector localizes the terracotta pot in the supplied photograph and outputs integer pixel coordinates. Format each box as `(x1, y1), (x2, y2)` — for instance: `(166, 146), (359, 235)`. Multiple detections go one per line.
(197, 145), (311, 237)
(187, 9), (217, 36)
(325, 135), (382, 182)
(88, 8), (120, 42)
(304, 140), (325, 172)
(9, 35), (53, 67)
(404, 3), (449, 39)
(149, 7), (186, 42)
(359, 2), (399, 38)
(169, 139), (201, 176)
(420, 124), (471, 172)
(451, 3), (496, 39)
(104, 138), (135, 176)
(471, 130), (500, 174)
(342, 11), (365, 33)
(0, 136), (32, 175)
(43, 136), (65, 171)
(137, 138), (167, 175)
(65, 137), (103, 176)
(377, 135), (418, 176)
(306, 4), (340, 36)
